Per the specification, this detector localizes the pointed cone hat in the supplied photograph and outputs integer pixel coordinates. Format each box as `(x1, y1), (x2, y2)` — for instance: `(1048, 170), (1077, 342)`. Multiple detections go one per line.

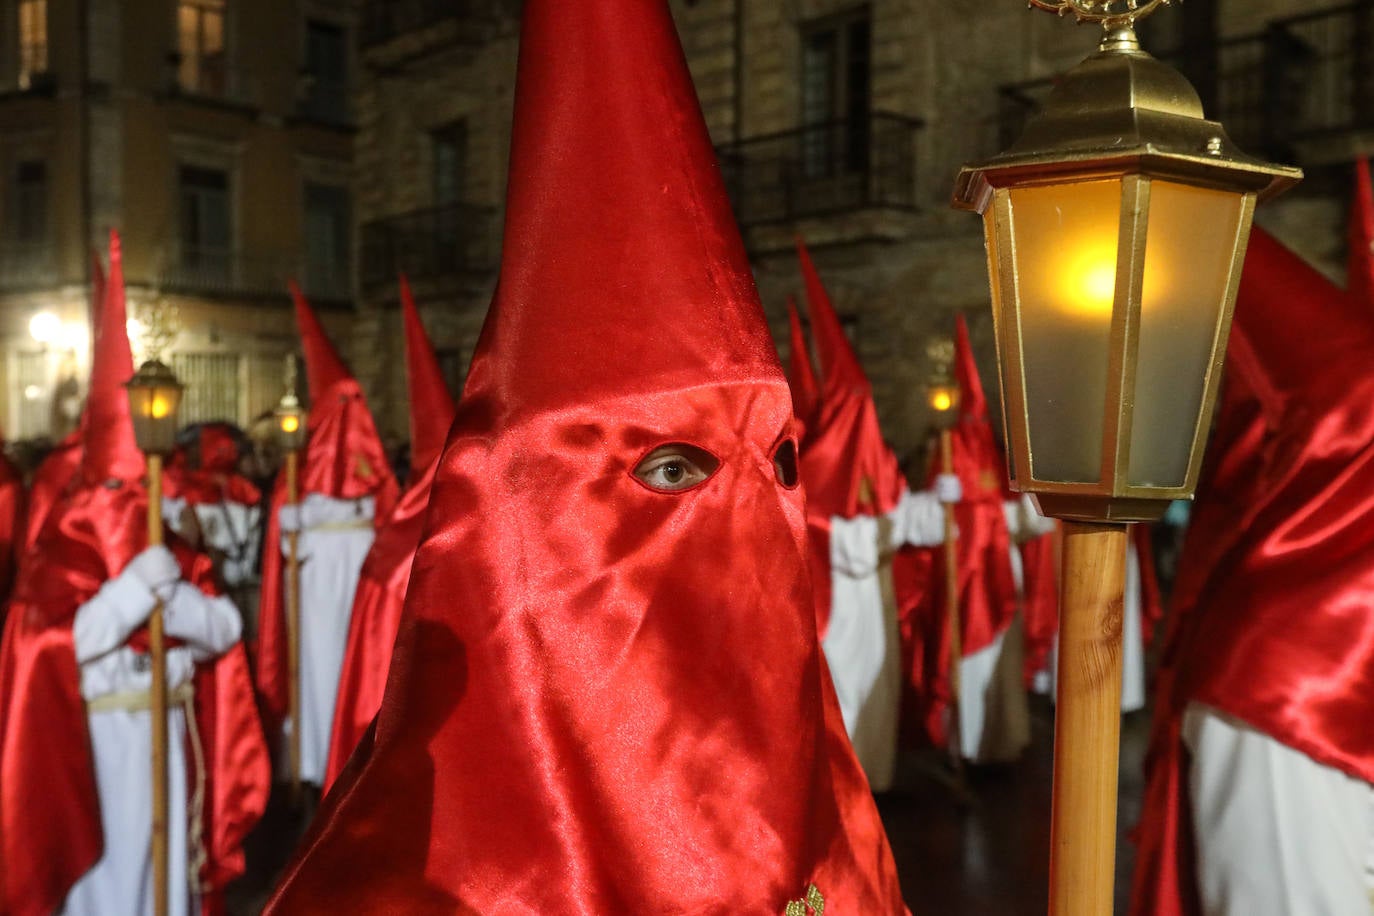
(797, 237), (868, 396)
(81, 231), (143, 485)
(953, 313), (988, 422)
(290, 280), (353, 399)
(399, 275), (455, 475)
(265, 1), (904, 912)
(1349, 158), (1374, 307)
(785, 295), (819, 426)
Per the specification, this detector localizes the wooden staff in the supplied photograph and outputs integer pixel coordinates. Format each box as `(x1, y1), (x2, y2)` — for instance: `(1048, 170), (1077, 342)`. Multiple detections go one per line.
(146, 452), (170, 916)
(285, 449), (302, 797)
(1049, 521), (1128, 916)
(939, 430), (964, 775)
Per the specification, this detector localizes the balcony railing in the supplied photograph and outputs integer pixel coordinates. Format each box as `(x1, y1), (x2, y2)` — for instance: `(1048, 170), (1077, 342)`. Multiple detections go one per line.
(360, 203), (498, 297)
(161, 246), (351, 303)
(360, 0), (510, 50)
(716, 113), (923, 227)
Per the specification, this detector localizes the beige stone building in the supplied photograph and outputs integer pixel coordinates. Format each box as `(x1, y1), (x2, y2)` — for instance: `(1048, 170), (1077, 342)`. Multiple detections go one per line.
(0, 0), (358, 443)
(353, 0), (1371, 467)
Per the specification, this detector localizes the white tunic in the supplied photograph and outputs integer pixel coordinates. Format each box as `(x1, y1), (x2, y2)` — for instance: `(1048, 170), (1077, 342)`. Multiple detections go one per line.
(823, 488), (943, 791)
(62, 568), (241, 916)
(283, 493), (376, 785)
(1184, 703), (1374, 915)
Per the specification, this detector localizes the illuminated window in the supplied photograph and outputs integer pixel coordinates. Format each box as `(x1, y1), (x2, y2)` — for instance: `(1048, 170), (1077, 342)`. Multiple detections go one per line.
(178, 0), (226, 96)
(17, 0), (47, 89)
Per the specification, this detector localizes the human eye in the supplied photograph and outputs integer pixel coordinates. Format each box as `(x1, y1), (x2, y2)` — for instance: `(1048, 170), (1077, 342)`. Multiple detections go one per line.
(632, 443), (719, 493)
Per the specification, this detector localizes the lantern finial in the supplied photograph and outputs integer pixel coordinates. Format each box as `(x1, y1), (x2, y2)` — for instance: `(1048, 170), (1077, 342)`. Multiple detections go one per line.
(1027, 0), (1172, 31)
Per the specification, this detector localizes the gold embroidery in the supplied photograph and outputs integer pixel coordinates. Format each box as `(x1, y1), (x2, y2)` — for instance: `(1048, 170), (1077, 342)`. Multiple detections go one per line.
(979, 469), (999, 492)
(784, 884), (825, 915)
(354, 453), (373, 478)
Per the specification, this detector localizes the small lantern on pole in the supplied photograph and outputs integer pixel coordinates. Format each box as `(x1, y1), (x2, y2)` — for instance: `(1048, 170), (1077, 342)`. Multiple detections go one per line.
(274, 354), (308, 798)
(124, 357), (184, 916)
(925, 337), (965, 775)
(952, 2), (1301, 913)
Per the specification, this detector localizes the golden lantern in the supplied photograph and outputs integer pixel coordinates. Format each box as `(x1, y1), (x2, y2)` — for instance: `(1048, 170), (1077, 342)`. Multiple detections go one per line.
(274, 354), (309, 452)
(124, 359), (184, 455)
(952, 4), (1301, 523)
(925, 337), (961, 432)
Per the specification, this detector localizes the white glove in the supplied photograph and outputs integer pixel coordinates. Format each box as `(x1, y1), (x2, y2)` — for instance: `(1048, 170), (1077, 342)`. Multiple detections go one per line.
(935, 473), (963, 505)
(279, 503), (303, 533)
(125, 545), (180, 596)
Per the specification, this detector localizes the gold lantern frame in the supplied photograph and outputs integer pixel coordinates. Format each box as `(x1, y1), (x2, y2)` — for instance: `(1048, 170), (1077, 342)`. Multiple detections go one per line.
(124, 359), (185, 455)
(953, 27), (1301, 522)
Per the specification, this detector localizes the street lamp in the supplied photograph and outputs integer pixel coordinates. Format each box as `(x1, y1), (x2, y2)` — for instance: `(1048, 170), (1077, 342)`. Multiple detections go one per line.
(28, 311), (59, 345)
(952, 2), (1301, 913)
(123, 357), (185, 916)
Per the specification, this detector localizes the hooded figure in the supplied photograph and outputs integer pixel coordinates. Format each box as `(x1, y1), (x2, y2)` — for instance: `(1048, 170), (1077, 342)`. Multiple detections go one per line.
(795, 239), (957, 790)
(1130, 228), (1374, 915)
(785, 296), (820, 435)
(264, 2), (907, 911)
(0, 232), (269, 916)
(255, 287), (398, 786)
(163, 423), (264, 593)
(323, 276), (456, 789)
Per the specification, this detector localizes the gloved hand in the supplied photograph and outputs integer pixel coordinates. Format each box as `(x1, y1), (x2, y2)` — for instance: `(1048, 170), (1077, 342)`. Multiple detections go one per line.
(279, 503), (303, 533)
(935, 473), (963, 505)
(125, 545), (180, 596)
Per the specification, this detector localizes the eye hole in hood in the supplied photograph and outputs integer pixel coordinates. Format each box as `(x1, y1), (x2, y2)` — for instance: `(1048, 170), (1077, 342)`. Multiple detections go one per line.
(772, 438), (799, 489)
(632, 443), (720, 493)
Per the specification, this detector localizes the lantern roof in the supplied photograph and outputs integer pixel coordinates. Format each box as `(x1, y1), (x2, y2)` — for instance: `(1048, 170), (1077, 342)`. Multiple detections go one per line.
(953, 28), (1301, 213)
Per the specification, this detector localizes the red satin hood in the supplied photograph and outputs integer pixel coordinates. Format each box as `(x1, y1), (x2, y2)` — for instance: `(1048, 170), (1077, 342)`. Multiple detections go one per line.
(400, 276), (455, 476)
(1350, 159), (1374, 306)
(266, 1), (904, 911)
(786, 296), (820, 429)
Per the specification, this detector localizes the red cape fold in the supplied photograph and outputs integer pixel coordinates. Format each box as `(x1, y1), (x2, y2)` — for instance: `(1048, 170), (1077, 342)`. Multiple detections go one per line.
(255, 290), (397, 726)
(0, 453), (25, 611)
(0, 488), (269, 916)
(1019, 527), (1060, 686)
(1131, 229), (1374, 915)
(905, 315), (1016, 748)
(266, 0), (906, 911)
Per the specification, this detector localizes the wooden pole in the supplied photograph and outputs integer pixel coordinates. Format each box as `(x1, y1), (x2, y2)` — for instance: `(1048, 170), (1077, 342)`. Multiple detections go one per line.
(146, 452), (169, 916)
(285, 449), (302, 797)
(939, 429), (964, 774)
(1049, 520), (1129, 916)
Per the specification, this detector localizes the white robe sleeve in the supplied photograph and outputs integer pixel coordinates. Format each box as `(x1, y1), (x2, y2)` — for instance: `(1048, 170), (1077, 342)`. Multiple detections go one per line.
(886, 489), (945, 549)
(284, 493), (376, 560)
(72, 568), (158, 664)
(1004, 493), (1056, 543)
(829, 514), (881, 578)
(162, 583), (242, 662)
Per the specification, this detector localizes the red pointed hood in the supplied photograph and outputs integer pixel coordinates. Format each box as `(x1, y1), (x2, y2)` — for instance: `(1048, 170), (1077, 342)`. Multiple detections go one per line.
(1348, 159), (1374, 307)
(798, 238), (869, 397)
(953, 313), (989, 423)
(785, 296), (820, 426)
(399, 275), (455, 475)
(81, 231), (143, 485)
(265, 1), (905, 912)
(288, 283), (395, 504)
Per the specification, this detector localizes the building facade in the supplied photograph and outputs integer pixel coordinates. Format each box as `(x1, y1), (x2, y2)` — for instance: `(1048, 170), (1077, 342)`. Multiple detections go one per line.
(0, 0), (358, 443)
(352, 0), (1372, 466)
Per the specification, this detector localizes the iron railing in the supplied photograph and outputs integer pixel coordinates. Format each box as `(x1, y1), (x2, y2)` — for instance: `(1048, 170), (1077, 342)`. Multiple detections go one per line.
(160, 246), (351, 302)
(360, 203), (499, 296)
(1271, 3), (1374, 139)
(360, 0), (510, 49)
(716, 113), (923, 227)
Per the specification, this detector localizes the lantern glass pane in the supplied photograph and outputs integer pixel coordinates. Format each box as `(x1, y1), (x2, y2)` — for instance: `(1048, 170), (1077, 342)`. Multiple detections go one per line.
(1007, 178), (1121, 483)
(1127, 180), (1244, 488)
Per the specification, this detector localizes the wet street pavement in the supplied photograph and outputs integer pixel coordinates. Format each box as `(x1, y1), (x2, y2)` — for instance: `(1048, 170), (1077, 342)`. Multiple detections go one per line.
(228, 697), (1152, 914)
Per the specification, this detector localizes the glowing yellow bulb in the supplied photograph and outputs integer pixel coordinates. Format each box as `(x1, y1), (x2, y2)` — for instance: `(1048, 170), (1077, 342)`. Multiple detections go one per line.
(150, 395), (171, 419)
(280, 415), (300, 434)
(1061, 241), (1119, 317)
(931, 391), (953, 412)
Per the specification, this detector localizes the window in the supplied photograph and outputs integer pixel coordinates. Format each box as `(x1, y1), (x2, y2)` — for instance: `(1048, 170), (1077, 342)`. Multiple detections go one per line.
(303, 182), (350, 300)
(9, 160), (46, 245)
(178, 165), (231, 279)
(171, 352), (241, 423)
(799, 8), (872, 179)
(431, 121), (468, 207)
(17, 0), (46, 89)
(302, 19), (349, 124)
(178, 0), (227, 96)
